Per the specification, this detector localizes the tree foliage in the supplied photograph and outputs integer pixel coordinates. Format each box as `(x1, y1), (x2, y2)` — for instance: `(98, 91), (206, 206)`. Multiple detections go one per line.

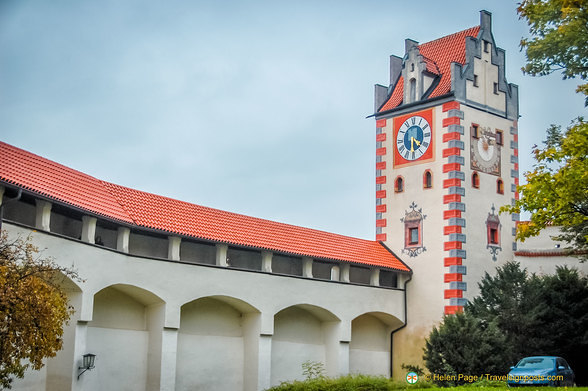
(501, 119), (588, 260)
(423, 312), (508, 385)
(467, 262), (543, 361)
(423, 262), (588, 385)
(518, 0), (588, 104)
(0, 231), (79, 389)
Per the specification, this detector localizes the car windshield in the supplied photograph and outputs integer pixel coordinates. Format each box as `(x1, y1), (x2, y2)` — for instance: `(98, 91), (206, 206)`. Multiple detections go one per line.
(517, 358), (553, 369)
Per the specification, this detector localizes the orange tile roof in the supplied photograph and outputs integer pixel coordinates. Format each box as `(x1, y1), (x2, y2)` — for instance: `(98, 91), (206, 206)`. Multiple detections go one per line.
(0, 141), (409, 272)
(379, 26), (480, 112)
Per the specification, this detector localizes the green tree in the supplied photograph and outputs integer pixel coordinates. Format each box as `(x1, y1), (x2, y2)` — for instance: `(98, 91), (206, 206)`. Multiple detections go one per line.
(423, 262), (588, 385)
(423, 312), (509, 385)
(0, 231), (79, 389)
(518, 0), (588, 104)
(532, 267), (588, 385)
(502, 120), (588, 260)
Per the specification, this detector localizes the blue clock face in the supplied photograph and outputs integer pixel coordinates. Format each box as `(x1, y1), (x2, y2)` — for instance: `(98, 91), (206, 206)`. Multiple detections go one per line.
(396, 115), (432, 161)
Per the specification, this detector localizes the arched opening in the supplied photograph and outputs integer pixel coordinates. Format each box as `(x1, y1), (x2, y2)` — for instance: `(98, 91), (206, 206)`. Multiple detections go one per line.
(271, 305), (340, 386)
(423, 170), (432, 189)
(86, 285), (164, 391)
(394, 176), (404, 193)
(472, 172), (480, 189)
(350, 312), (403, 377)
(409, 78), (416, 102)
(176, 296), (260, 391)
(497, 179), (504, 194)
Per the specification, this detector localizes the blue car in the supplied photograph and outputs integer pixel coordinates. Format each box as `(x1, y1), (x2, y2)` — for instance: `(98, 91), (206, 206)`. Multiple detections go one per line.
(507, 356), (575, 387)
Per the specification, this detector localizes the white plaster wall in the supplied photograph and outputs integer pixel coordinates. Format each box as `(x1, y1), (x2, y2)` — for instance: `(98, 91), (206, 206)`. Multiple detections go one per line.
(3, 223), (406, 391)
(349, 315), (390, 376)
(461, 106), (515, 299)
(516, 226), (588, 276)
(90, 287), (147, 330)
(380, 104), (447, 377)
(85, 327), (149, 391)
(176, 334), (244, 391)
(271, 307), (326, 385)
(465, 46), (506, 112)
(9, 363), (47, 391)
(176, 298), (245, 390)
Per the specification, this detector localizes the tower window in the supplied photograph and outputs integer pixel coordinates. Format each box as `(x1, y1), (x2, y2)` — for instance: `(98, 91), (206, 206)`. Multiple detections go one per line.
(489, 228), (498, 244)
(496, 129), (503, 145)
(423, 170), (432, 189)
(484, 40), (490, 53)
(409, 227), (419, 245)
(409, 78), (416, 102)
(493, 82), (499, 94)
(395, 176), (404, 193)
(473, 74), (479, 87)
(472, 172), (480, 189)
(497, 179), (504, 194)
(410, 63), (415, 72)
(472, 124), (480, 139)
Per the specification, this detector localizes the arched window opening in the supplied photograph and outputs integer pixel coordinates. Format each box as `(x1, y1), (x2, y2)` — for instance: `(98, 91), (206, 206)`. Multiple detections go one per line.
(423, 170), (432, 189)
(497, 179), (504, 194)
(472, 172), (480, 189)
(409, 78), (416, 102)
(395, 177), (404, 193)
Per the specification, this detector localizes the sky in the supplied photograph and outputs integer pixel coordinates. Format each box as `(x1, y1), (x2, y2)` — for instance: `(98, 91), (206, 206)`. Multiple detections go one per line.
(0, 0), (585, 240)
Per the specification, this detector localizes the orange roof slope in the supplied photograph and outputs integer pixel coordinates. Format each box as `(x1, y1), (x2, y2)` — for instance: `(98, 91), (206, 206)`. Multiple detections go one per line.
(0, 141), (409, 272)
(0, 142), (133, 223)
(379, 26), (480, 112)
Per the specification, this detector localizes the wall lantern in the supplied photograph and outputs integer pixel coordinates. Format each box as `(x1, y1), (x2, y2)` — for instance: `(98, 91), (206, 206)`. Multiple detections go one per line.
(78, 353), (96, 379)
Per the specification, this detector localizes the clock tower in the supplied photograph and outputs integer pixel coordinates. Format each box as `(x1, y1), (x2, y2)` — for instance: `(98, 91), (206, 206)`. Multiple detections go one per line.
(372, 10), (519, 375)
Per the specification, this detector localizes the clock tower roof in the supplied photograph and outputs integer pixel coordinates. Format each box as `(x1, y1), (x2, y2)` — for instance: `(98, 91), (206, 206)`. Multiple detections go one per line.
(378, 25), (480, 113)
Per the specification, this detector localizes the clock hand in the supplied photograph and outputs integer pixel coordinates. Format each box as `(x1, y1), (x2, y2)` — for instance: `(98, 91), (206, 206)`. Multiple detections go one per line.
(414, 139), (421, 147)
(410, 137), (415, 152)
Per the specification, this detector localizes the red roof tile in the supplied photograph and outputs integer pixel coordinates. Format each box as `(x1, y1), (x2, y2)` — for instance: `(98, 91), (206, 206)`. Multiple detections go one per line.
(0, 141), (409, 272)
(0, 142), (133, 223)
(379, 26), (480, 112)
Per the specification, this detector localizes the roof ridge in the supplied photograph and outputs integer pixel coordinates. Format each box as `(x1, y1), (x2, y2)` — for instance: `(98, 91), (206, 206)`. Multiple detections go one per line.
(102, 181), (378, 244)
(418, 25), (479, 49)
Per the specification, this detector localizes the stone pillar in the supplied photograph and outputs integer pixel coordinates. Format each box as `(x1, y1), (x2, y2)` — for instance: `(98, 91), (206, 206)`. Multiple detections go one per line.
(257, 334), (272, 391)
(261, 251), (272, 273)
(370, 268), (380, 286)
(35, 199), (52, 231)
(159, 328), (178, 391)
(216, 243), (228, 267)
(71, 321), (89, 391)
(168, 236), (181, 261)
(340, 264), (350, 283)
(81, 216), (97, 244)
(302, 257), (313, 278)
(117, 227), (130, 253)
(330, 265), (340, 281)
